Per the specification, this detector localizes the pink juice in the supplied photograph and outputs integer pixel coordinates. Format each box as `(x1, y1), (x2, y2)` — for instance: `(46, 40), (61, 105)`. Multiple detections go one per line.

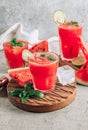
(3, 40), (28, 68)
(58, 23), (82, 59)
(29, 52), (59, 92)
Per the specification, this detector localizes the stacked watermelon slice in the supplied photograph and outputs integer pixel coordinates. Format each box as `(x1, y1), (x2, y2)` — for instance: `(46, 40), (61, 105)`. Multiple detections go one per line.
(75, 61), (88, 86)
(29, 40), (48, 53)
(8, 67), (32, 86)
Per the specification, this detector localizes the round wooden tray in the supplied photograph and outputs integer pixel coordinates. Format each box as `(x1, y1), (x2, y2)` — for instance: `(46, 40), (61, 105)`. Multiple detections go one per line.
(7, 79), (76, 113)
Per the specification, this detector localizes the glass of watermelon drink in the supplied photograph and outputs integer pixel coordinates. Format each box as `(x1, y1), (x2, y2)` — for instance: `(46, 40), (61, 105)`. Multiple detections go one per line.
(29, 52), (59, 92)
(58, 22), (82, 60)
(3, 38), (28, 68)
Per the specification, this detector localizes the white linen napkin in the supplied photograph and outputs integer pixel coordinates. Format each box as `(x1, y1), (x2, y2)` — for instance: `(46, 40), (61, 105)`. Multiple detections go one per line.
(0, 23), (39, 50)
(0, 22), (60, 53)
(0, 23), (75, 85)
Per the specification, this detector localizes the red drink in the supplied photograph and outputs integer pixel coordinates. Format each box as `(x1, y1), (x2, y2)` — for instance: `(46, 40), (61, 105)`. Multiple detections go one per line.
(3, 40), (28, 68)
(58, 23), (82, 60)
(29, 52), (59, 92)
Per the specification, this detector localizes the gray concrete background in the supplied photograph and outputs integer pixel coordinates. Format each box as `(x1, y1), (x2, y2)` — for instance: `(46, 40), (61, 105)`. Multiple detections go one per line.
(0, 0), (88, 40)
(1, 1), (88, 130)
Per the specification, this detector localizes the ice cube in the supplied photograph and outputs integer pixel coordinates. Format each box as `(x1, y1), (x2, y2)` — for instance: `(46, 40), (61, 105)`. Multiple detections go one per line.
(57, 65), (75, 85)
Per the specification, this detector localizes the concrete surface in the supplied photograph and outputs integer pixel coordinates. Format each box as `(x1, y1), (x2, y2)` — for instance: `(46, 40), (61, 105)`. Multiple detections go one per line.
(1, 0), (88, 130)
(1, 51), (88, 130)
(0, 0), (88, 40)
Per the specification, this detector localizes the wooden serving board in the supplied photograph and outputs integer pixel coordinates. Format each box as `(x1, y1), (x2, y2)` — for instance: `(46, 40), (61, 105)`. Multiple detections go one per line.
(7, 58), (77, 113)
(7, 79), (76, 113)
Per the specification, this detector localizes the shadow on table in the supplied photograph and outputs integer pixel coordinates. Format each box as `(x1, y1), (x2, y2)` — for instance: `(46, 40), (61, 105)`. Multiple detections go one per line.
(0, 87), (7, 97)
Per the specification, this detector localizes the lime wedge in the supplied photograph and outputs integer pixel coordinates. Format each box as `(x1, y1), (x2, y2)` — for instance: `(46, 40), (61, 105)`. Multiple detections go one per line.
(22, 49), (34, 62)
(54, 9), (66, 25)
(72, 56), (86, 68)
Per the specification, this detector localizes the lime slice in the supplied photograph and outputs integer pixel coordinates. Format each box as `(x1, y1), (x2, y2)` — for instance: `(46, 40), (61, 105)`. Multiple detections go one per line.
(22, 49), (34, 62)
(72, 56), (86, 68)
(54, 9), (66, 24)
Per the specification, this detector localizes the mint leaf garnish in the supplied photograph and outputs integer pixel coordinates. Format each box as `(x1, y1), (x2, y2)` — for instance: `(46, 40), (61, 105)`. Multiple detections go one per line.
(40, 53), (57, 61)
(12, 38), (18, 44)
(9, 82), (44, 103)
(47, 55), (56, 61)
(25, 82), (33, 90)
(10, 42), (16, 46)
(10, 38), (25, 47)
(40, 54), (47, 57)
(69, 21), (79, 26)
(17, 42), (25, 47)
(9, 88), (23, 97)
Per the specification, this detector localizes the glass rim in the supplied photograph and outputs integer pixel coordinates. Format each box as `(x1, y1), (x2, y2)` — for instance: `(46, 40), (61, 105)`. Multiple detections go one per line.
(58, 22), (82, 29)
(28, 51), (59, 66)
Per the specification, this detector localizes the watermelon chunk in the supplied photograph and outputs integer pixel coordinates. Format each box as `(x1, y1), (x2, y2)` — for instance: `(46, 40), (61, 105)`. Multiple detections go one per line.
(75, 61), (88, 86)
(8, 67), (32, 86)
(29, 40), (48, 53)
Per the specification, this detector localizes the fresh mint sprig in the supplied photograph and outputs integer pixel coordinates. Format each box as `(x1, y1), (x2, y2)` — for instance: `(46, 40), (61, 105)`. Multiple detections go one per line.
(40, 53), (57, 61)
(47, 55), (56, 61)
(40, 54), (47, 57)
(9, 82), (44, 103)
(69, 21), (79, 26)
(10, 38), (25, 47)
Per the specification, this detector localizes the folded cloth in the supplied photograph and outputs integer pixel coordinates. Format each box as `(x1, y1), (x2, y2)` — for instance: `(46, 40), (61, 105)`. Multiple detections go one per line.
(0, 23), (39, 50)
(0, 22), (60, 54)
